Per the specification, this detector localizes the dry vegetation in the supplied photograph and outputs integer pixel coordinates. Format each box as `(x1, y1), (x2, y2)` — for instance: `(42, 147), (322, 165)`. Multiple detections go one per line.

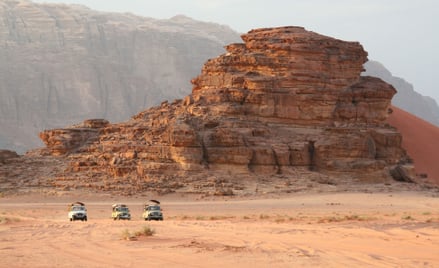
(121, 225), (155, 241)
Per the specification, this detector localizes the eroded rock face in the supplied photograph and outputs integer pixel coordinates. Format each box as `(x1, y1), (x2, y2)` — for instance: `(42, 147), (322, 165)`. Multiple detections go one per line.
(39, 119), (109, 156)
(35, 27), (411, 194)
(191, 27), (396, 126)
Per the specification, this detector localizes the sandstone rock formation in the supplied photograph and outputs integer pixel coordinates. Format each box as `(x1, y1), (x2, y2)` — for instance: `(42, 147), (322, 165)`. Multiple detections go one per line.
(26, 26), (413, 195)
(0, 0), (240, 153)
(364, 61), (439, 127)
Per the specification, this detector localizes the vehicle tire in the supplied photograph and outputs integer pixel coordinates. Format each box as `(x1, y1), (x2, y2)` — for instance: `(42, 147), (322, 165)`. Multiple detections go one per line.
(70, 218), (72, 222)
(84, 217), (87, 221)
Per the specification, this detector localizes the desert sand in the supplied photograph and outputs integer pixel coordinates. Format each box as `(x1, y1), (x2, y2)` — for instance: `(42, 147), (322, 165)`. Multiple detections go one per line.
(1, 189), (438, 268)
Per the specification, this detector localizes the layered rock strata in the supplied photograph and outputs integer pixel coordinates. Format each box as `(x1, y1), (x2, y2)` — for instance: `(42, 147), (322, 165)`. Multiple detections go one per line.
(36, 27), (412, 194)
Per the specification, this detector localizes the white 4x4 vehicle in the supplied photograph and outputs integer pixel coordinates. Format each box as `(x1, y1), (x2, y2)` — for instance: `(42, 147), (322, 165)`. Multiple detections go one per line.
(142, 200), (163, 221)
(68, 202), (88, 221)
(111, 204), (131, 220)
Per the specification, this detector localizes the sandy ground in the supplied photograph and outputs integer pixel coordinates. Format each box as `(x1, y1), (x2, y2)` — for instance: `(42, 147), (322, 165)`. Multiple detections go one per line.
(1, 191), (439, 268)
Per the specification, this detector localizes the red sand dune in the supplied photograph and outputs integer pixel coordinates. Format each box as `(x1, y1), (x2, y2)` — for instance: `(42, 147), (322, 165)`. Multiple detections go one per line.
(387, 106), (439, 184)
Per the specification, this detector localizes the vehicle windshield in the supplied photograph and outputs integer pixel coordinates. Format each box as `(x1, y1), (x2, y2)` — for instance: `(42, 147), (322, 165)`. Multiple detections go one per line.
(72, 206), (85, 211)
(147, 205), (160, 211)
(116, 207), (129, 212)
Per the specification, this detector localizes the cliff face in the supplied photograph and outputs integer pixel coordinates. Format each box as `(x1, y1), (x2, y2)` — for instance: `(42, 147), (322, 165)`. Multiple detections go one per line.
(25, 26), (414, 195)
(0, 0), (240, 153)
(191, 28), (391, 125)
(363, 61), (439, 126)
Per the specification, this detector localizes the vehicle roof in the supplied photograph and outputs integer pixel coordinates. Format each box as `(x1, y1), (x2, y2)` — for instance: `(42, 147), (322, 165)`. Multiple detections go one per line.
(112, 204), (128, 208)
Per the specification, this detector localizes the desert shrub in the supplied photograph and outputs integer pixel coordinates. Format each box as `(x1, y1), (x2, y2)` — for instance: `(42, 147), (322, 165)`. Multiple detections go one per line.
(259, 214), (270, 220)
(122, 226), (155, 241)
(275, 218), (286, 223)
(317, 214), (376, 223)
(402, 215), (415, 220)
(121, 229), (134, 240)
(134, 225), (155, 237)
(209, 215), (231, 220)
(0, 216), (20, 224)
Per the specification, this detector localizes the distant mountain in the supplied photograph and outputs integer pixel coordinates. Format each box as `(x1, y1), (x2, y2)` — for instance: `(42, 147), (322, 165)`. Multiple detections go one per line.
(363, 61), (439, 126)
(0, 0), (241, 153)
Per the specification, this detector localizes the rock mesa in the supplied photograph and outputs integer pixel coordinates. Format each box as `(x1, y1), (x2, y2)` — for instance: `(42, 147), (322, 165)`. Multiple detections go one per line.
(36, 27), (412, 194)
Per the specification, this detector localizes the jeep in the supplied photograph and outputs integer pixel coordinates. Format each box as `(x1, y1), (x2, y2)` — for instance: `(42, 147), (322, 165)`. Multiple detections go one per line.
(68, 202), (87, 221)
(142, 200), (163, 221)
(112, 204), (131, 220)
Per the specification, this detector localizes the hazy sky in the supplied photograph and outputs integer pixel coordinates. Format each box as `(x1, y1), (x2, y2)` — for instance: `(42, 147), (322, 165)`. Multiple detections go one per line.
(33, 0), (438, 102)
